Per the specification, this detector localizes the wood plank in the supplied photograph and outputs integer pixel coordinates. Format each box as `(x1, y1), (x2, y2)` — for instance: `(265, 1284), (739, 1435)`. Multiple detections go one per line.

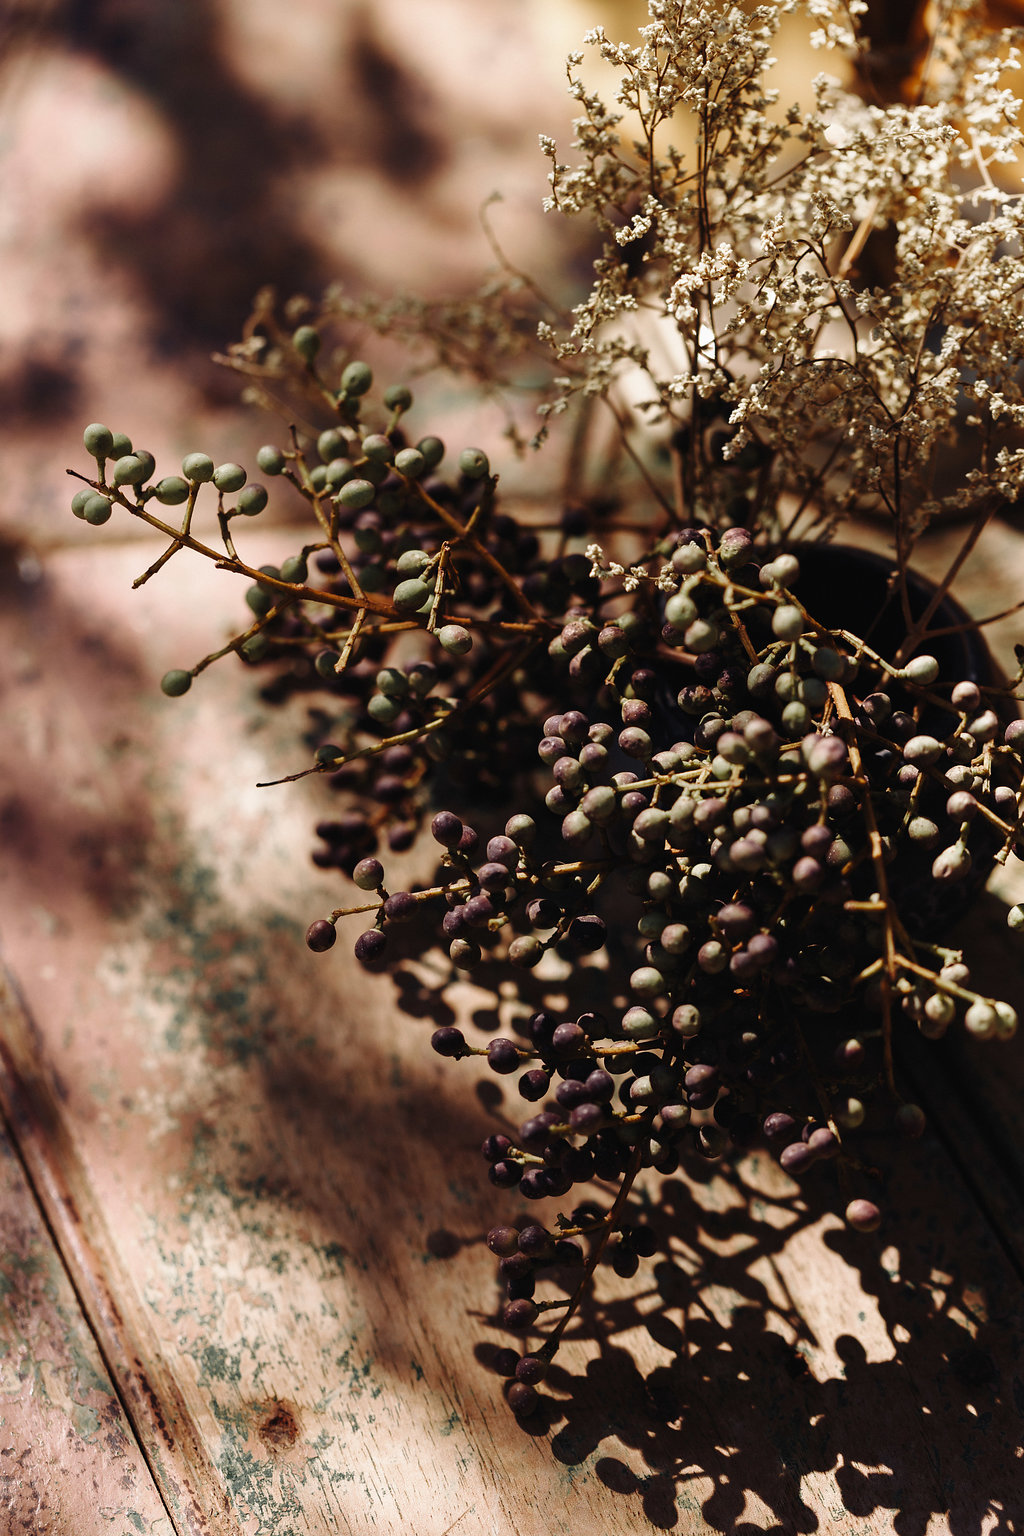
(0, 1069), (171, 1535)
(1, 534), (1024, 1533)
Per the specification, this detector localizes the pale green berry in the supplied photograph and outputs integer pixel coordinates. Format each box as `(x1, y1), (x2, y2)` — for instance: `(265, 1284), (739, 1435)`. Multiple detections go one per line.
(256, 444), (286, 475)
(318, 428), (346, 464)
(396, 549), (430, 577)
(336, 479), (376, 511)
(325, 458), (354, 490)
(315, 650), (340, 679)
(459, 447), (490, 479)
(367, 694), (402, 725)
(83, 422), (114, 459)
(236, 485), (268, 516)
(154, 476), (190, 505)
(383, 384), (413, 412)
(182, 452), (214, 483)
(71, 488), (92, 518)
(629, 966), (665, 999)
(508, 936), (542, 968)
(241, 634), (270, 662)
(160, 669), (192, 697)
(964, 1000), (998, 1039)
(213, 462), (247, 493)
(395, 448), (426, 479)
(376, 666), (408, 698)
(901, 655), (940, 686)
(1007, 904), (1024, 931)
(279, 554), (308, 584)
(664, 591), (697, 630)
(361, 434), (394, 464)
(438, 623), (472, 655)
(772, 604), (805, 640)
(245, 585), (273, 617)
(340, 360), (372, 396)
(109, 431), (133, 458)
(111, 453), (150, 487)
(83, 493), (113, 525)
(416, 436), (444, 468)
(393, 578), (432, 611)
(292, 325), (321, 362)
(995, 1001), (1018, 1039)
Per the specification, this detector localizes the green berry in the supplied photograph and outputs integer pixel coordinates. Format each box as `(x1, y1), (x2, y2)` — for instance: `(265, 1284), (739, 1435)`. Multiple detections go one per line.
(383, 384), (413, 412)
(279, 554), (308, 584)
(459, 447), (490, 479)
(340, 360), (373, 396)
(318, 428), (346, 464)
(82, 493), (113, 525)
(416, 436), (444, 468)
(245, 584), (273, 617)
(241, 634), (270, 662)
(236, 485), (268, 516)
(508, 936), (542, 968)
(315, 650), (340, 678)
(153, 476), (190, 505)
(182, 452), (215, 483)
(665, 591), (697, 631)
(83, 423), (114, 460)
(325, 458), (354, 490)
(393, 577), (432, 611)
(71, 488), (92, 518)
(213, 462), (247, 492)
(109, 432), (133, 458)
(367, 693), (402, 725)
(111, 453), (151, 487)
(256, 444), (287, 475)
(315, 744), (344, 766)
(772, 604), (805, 640)
(376, 666), (409, 698)
(361, 434), (394, 464)
(394, 447), (426, 479)
(396, 548), (431, 577)
(438, 623), (472, 655)
(309, 465), (328, 492)
(901, 654), (940, 686)
(292, 325), (321, 362)
(336, 479), (376, 511)
(160, 669), (192, 697)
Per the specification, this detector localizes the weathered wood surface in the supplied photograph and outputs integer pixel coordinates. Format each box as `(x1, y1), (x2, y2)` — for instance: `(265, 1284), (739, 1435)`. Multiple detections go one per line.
(1, 529), (1023, 1535)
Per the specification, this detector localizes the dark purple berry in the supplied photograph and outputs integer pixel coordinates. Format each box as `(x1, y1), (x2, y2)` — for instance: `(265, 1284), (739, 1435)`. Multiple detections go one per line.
(431, 1026), (467, 1058)
(354, 929), (387, 964)
(305, 920), (337, 953)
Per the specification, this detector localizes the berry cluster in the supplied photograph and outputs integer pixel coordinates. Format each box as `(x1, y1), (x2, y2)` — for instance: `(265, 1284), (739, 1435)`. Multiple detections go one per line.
(70, 342), (1024, 1411)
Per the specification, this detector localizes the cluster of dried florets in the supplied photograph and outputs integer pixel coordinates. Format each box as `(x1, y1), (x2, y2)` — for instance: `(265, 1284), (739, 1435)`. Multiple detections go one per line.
(68, 0), (1024, 1411)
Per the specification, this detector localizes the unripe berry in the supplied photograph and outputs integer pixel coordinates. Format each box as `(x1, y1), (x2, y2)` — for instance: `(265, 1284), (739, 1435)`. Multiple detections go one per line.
(83, 422), (114, 459)
(340, 360), (373, 396)
(292, 325), (320, 362)
(459, 447), (490, 479)
(213, 462), (247, 492)
(182, 452), (215, 483)
(256, 444), (286, 475)
(160, 669), (192, 697)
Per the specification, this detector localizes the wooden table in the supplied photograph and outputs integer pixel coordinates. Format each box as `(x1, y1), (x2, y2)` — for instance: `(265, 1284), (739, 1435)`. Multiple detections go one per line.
(2, 527), (1024, 1536)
